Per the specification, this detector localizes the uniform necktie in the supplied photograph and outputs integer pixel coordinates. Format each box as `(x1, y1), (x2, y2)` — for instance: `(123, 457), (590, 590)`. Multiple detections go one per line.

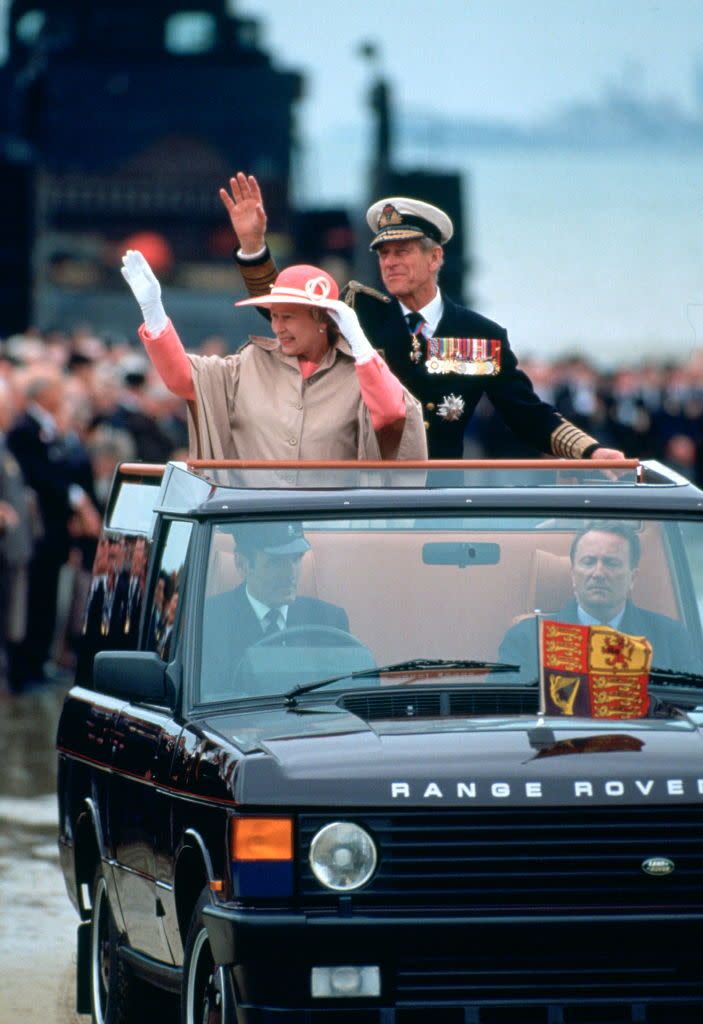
(405, 311), (426, 335)
(406, 311), (428, 366)
(262, 607), (283, 635)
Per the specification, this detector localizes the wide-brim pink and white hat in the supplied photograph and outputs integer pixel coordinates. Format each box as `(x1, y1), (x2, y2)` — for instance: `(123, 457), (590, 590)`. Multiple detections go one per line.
(235, 264), (340, 310)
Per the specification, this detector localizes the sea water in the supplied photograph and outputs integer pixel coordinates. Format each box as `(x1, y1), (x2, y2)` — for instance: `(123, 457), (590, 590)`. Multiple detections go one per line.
(460, 148), (703, 366)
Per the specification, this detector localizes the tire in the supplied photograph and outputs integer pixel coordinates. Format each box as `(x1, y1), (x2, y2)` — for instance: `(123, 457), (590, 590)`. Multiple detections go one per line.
(89, 865), (150, 1024)
(181, 887), (236, 1024)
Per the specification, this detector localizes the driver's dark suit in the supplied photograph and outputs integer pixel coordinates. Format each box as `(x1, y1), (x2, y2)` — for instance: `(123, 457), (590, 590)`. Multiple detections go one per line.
(205, 583), (349, 677)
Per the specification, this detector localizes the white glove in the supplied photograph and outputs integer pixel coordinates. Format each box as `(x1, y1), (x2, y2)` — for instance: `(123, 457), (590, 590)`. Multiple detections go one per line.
(326, 299), (376, 364)
(120, 250), (168, 336)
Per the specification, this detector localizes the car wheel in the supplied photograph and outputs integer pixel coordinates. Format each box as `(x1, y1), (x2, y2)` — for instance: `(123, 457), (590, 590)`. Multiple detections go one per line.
(89, 865), (149, 1024)
(181, 887), (235, 1024)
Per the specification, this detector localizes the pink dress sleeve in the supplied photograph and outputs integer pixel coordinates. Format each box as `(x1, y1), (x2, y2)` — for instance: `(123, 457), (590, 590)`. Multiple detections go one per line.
(138, 320), (195, 401)
(355, 354), (406, 431)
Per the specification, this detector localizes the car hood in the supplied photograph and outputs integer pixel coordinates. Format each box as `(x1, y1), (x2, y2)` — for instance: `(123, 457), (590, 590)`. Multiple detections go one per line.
(202, 706), (703, 808)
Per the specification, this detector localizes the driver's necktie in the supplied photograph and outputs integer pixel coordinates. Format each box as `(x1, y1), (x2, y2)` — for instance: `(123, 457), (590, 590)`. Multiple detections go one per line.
(262, 608), (283, 635)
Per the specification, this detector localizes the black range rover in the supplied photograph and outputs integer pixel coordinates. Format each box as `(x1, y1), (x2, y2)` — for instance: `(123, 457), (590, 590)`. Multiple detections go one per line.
(57, 458), (703, 1024)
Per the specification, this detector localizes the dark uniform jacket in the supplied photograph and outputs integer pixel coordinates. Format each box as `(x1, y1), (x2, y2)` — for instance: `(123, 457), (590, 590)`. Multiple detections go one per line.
(236, 251), (599, 460)
(346, 286), (579, 460)
(499, 598), (695, 683)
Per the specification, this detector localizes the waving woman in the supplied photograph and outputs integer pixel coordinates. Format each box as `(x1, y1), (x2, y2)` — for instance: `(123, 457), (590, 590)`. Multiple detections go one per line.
(121, 251), (426, 462)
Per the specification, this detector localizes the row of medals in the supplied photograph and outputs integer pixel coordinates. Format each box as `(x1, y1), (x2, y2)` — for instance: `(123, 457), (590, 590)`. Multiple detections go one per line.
(410, 335), (497, 376)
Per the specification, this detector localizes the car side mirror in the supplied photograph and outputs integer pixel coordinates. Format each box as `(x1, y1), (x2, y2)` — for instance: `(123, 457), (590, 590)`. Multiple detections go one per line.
(93, 650), (172, 704)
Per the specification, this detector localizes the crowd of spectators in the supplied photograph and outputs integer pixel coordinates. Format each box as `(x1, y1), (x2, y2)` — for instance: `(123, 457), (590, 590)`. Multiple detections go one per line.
(469, 351), (703, 484)
(0, 324), (229, 695)
(1, 322), (703, 696)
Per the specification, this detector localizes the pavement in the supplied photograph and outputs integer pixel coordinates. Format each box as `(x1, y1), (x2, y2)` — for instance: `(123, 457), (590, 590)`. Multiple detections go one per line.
(0, 681), (84, 1023)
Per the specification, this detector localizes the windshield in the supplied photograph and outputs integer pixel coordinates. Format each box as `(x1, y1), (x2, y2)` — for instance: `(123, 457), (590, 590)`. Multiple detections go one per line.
(197, 514), (703, 714)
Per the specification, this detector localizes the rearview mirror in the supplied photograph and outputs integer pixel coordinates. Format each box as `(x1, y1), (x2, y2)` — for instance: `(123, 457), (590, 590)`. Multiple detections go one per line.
(422, 541), (500, 568)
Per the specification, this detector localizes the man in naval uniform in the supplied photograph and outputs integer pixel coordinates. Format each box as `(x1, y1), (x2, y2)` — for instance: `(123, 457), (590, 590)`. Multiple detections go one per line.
(222, 172), (624, 461)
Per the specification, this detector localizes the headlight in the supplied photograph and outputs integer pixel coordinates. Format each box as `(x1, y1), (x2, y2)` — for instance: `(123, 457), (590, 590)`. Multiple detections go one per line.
(309, 821), (377, 891)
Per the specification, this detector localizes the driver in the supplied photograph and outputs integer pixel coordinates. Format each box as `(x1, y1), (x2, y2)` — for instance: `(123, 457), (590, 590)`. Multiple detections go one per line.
(209, 522), (349, 671)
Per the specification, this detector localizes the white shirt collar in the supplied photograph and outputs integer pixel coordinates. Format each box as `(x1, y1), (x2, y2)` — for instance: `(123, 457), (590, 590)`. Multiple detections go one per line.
(399, 288), (444, 336)
(576, 603), (626, 630)
(245, 588), (289, 628)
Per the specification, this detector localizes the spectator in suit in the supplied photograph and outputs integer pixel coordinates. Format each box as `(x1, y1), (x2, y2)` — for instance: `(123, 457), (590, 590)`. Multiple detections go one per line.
(8, 368), (99, 686)
(81, 536), (129, 646)
(106, 359), (177, 464)
(146, 569), (170, 653)
(0, 378), (33, 694)
(124, 535), (148, 644)
(499, 522), (695, 683)
(158, 586), (179, 662)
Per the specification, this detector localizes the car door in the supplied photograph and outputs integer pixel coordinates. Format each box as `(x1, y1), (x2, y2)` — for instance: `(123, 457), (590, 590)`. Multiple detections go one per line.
(109, 518), (193, 960)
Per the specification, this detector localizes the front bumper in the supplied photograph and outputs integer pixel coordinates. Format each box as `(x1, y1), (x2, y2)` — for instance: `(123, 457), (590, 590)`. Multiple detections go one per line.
(204, 906), (703, 1022)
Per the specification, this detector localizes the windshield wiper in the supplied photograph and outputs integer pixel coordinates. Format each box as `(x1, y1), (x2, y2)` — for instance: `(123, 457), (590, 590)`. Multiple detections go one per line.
(284, 658), (520, 706)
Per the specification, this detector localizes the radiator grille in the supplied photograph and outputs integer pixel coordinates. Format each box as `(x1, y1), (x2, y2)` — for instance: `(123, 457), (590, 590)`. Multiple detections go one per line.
(395, 957), (699, 1004)
(299, 805), (703, 913)
(340, 687), (538, 720)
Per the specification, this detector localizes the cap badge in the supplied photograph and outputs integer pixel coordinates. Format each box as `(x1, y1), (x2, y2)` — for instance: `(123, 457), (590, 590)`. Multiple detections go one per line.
(378, 203), (403, 230)
(304, 276), (332, 300)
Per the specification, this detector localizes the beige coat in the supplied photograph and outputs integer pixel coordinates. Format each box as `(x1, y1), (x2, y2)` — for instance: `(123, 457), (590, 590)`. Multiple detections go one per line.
(185, 335), (427, 461)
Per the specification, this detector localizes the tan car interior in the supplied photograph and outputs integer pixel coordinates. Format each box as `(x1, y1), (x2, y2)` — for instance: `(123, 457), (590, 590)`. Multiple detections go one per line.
(205, 523), (680, 666)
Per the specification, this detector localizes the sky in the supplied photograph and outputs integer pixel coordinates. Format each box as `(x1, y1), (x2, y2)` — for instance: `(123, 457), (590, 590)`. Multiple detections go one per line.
(235, 0), (703, 138)
(230, 0), (703, 359)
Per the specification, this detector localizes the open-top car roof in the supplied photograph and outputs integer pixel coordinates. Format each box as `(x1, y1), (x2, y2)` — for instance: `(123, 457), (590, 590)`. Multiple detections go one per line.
(105, 459), (703, 537)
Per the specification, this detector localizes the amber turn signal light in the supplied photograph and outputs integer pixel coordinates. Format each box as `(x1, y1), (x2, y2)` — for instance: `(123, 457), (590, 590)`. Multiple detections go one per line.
(231, 817), (293, 861)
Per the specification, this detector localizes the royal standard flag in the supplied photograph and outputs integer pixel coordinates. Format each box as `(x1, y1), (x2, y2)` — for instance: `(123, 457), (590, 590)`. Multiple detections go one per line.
(539, 620), (652, 719)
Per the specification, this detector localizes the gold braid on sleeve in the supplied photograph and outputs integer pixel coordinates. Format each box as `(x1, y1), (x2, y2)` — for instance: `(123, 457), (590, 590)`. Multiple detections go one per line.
(238, 255), (278, 298)
(550, 417), (600, 459)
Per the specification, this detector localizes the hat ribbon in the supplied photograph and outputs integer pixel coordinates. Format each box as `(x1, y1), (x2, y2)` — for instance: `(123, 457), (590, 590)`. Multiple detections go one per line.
(268, 277), (333, 302)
